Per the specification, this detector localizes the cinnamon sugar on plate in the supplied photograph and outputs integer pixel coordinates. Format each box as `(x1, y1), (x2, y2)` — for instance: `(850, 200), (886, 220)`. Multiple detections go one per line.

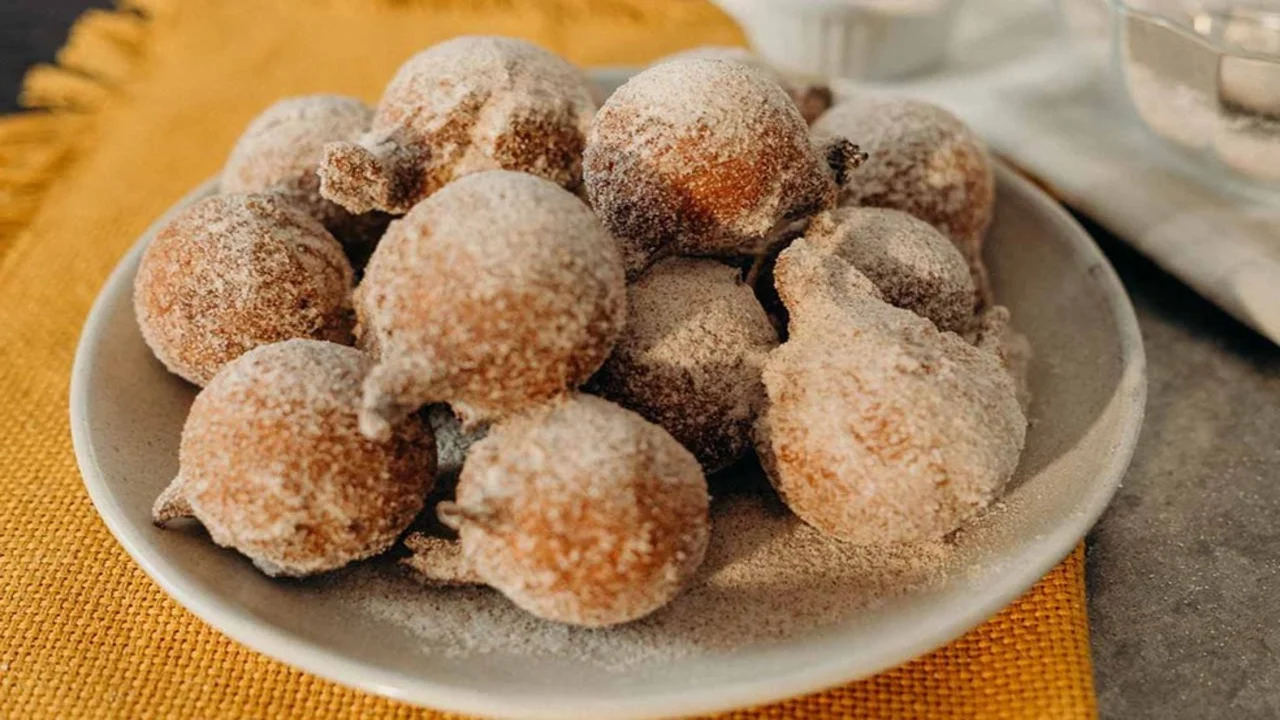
(325, 484), (951, 673)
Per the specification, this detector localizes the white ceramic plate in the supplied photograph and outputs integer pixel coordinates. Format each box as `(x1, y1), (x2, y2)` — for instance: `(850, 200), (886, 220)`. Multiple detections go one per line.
(71, 99), (1145, 718)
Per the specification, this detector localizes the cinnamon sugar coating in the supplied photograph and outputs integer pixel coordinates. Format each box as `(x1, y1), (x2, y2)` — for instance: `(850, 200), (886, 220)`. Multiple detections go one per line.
(318, 36), (596, 214)
(754, 239), (1025, 544)
(583, 59), (862, 278)
(812, 97), (995, 289)
(355, 171), (626, 439)
(134, 193), (354, 386)
(221, 95), (389, 256)
(805, 207), (976, 331)
(152, 340), (436, 577)
(438, 394), (710, 627)
(588, 258), (778, 473)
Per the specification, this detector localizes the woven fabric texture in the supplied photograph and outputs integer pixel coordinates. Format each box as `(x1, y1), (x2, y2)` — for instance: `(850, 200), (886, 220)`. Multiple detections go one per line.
(0, 1), (1097, 717)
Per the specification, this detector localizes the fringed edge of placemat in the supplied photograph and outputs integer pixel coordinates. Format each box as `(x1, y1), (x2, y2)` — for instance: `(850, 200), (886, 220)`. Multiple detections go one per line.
(0, 3), (155, 250)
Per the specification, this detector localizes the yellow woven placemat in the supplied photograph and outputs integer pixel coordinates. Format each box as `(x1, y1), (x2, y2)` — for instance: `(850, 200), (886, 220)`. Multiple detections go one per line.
(0, 1), (1098, 717)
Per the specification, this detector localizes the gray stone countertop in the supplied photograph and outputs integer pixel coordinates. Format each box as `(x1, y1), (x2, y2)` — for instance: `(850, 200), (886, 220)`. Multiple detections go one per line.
(1080, 216), (1280, 720)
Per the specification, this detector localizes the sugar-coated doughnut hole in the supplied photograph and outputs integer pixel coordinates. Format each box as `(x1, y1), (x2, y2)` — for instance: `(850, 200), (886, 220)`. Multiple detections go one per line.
(221, 95), (389, 260)
(755, 239), (1025, 543)
(813, 97), (995, 291)
(589, 258), (778, 473)
(153, 340), (436, 577)
(584, 58), (863, 278)
(439, 394), (709, 627)
(134, 192), (354, 386)
(805, 207), (976, 332)
(355, 170), (626, 439)
(319, 36), (596, 214)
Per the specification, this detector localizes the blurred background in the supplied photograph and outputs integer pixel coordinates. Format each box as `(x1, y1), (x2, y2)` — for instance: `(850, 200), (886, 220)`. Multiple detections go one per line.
(1, 2), (110, 113)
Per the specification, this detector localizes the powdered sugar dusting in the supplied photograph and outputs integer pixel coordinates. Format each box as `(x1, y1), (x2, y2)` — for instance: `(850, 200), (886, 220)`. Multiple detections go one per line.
(442, 394), (709, 627)
(966, 305), (1034, 413)
(813, 96), (995, 269)
(588, 258), (779, 472)
(402, 532), (481, 586)
(807, 207), (976, 332)
(650, 46), (834, 124)
(756, 239), (1026, 544)
(332, 488), (949, 671)
(165, 340), (435, 577)
(134, 193), (355, 386)
(584, 58), (840, 277)
(653, 46), (785, 87)
(319, 36), (596, 214)
(357, 171), (626, 434)
(221, 95), (387, 248)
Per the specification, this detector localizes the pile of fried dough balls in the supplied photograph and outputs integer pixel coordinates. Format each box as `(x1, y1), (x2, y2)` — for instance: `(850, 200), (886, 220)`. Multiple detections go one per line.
(140, 35), (1025, 628)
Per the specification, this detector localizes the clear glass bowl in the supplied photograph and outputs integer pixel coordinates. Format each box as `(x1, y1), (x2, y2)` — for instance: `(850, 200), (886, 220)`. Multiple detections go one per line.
(1058, 0), (1280, 199)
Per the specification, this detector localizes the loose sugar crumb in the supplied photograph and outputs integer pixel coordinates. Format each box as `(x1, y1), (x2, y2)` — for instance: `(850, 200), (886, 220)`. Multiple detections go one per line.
(324, 487), (951, 672)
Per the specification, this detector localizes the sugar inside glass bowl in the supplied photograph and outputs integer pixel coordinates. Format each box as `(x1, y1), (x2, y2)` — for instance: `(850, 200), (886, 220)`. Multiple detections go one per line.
(1113, 0), (1280, 193)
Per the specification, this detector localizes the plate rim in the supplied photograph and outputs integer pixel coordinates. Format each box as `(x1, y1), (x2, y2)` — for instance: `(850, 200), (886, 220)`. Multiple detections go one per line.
(70, 162), (1147, 720)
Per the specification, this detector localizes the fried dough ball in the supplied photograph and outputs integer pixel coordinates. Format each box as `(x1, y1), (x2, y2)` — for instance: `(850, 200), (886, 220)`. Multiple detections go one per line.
(812, 97), (995, 288)
(588, 258), (778, 472)
(438, 394), (709, 627)
(651, 46), (833, 124)
(754, 239), (1025, 544)
(134, 193), (354, 386)
(584, 58), (865, 278)
(318, 36), (596, 215)
(221, 95), (389, 258)
(764, 233), (884, 340)
(805, 207), (976, 331)
(356, 170), (626, 440)
(152, 340), (436, 577)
